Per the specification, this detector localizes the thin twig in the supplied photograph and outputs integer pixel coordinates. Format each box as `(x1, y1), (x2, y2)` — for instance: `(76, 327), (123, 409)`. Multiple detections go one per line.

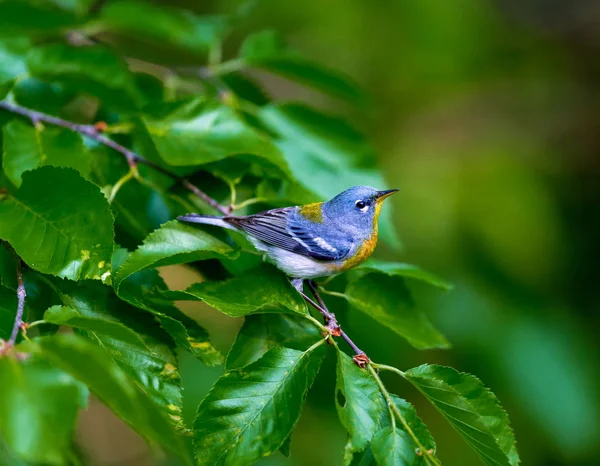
(8, 248), (26, 345)
(0, 101), (229, 215)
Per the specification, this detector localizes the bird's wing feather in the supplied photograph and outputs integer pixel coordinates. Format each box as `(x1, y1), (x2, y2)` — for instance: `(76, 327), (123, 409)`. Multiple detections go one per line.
(225, 208), (348, 261)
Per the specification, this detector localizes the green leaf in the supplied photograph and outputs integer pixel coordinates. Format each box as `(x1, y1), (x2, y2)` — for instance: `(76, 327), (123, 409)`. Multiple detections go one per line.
(141, 98), (291, 177)
(344, 273), (449, 350)
(371, 428), (419, 466)
(194, 345), (325, 465)
(0, 37), (29, 84)
(0, 167), (114, 280)
(44, 304), (148, 348)
(27, 334), (188, 458)
(46, 278), (189, 430)
(221, 72), (270, 106)
(226, 313), (322, 370)
(10, 77), (76, 115)
(175, 264), (307, 317)
(0, 246), (17, 290)
(99, 1), (228, 54)
(113, 248), (224, 365)
(336, 350), (387, 461)
(26, 43), (141, 110)
(2, 119), (90, 187)
(357, 259), (453, 291)
(0, 1), (79, 36)
(240, 30), (364, 105)
(0, 285), (16, 340)
(225, 313), (323, 459)
(0, 356), (87, 465)
(259, 103), (400, 249)
(114, 220), (236, 289)
(404, 364), (520, 466)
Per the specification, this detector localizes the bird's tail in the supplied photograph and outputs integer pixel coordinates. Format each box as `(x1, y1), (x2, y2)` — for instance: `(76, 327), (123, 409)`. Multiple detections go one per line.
(177, 214), (237, 231)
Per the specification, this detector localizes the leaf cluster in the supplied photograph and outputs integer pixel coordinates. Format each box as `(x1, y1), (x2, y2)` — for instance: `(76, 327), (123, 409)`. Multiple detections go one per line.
(0, 1), (519, 465)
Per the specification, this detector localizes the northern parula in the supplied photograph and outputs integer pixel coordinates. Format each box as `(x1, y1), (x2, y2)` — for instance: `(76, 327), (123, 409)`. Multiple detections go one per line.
(178, 185), (398, 280)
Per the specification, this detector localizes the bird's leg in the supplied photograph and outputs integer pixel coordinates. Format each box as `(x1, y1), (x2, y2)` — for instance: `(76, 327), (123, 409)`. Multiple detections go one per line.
(308, 280), (369, 367)
(293, 279), (341, 337)
(293, 278), (369, 367)
(307, 280), (341, 336)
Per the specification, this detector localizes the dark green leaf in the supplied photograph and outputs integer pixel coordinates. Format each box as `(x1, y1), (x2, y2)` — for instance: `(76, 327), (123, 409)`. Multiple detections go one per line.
(240, 30), (364, 105)
(11, 78), (76, 115)
(2, 120), (90, 187)
(142, 98), (291, 178)
(357, 259), (453, 291)
(0, 1), (79, 36)
(371, 428), (418, 466)
(175, 264), (307, 317)
(259, 103), (400, 249)
(344, 273), (449, 350)
(226, 313), (322, 370)
(27, 334), (188, 458)
(0, 246), (17, 290)
(336, 350), (387, 461)
(0, 167), (114, 280)
(113, 248), (224, 365)
(221, 72), (270, 106)
(404, 364), (520, 466)
(114, 220), (236, 288)
(194, 345), (325, 465)
(99, 1), (228, 54)
(27, 43), (141, 110)
(0, 285), (16, 340)
(0, 356), (87, 465)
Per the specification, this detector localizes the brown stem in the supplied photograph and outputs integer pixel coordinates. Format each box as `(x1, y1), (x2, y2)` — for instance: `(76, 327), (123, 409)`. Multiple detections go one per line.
(0, 101), (228, 214)
(7, 246), (26, 346)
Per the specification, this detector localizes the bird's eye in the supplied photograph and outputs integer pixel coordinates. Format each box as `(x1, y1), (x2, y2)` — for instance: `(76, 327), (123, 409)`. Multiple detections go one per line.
(355, 200), (368, 212)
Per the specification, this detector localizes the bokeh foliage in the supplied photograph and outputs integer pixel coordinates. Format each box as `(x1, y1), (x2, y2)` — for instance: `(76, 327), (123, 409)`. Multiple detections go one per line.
(0, 0), (598, 465)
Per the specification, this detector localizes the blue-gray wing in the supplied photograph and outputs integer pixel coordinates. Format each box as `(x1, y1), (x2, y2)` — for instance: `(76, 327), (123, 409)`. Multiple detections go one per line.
(224, 208), (348, 261)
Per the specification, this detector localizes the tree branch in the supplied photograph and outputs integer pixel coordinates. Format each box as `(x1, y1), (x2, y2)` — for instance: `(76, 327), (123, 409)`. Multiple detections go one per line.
(0, 244), (27, 349)
(0, 100), (231, 215)
(9, 254), (26, 345)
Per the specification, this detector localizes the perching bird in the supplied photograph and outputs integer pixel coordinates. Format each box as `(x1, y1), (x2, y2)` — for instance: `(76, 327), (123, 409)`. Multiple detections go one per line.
(178, 186), (398, 283)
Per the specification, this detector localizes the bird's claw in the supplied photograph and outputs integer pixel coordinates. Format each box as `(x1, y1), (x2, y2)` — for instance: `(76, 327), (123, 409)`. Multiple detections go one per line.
(353, 353), (370, 368)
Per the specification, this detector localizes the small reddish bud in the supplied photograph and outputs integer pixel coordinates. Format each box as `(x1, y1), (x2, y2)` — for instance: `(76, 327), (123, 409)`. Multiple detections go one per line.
(353, 353), (370, 368)
(94, 121), (108, 132)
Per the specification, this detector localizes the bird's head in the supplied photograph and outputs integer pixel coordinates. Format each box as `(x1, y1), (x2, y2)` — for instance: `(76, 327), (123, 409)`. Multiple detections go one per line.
(323, 185), (399, 233)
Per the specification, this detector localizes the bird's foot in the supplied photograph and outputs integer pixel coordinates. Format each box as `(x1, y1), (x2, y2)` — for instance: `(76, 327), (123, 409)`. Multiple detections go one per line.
(353, 353), (370, 368)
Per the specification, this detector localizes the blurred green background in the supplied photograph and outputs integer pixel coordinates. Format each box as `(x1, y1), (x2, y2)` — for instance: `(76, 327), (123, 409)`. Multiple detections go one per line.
(77, 1), (600, 465)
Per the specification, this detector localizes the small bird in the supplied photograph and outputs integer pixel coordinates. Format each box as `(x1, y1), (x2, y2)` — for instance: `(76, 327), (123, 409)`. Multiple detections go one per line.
(178, 186), (398, 283)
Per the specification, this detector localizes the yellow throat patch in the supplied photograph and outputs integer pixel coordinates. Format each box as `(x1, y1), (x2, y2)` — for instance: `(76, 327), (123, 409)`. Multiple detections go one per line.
(338, 198), (385, 271)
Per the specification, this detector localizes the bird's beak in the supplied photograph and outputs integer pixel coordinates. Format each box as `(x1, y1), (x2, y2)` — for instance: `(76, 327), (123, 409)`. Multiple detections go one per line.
(375, 189), (399, 202)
